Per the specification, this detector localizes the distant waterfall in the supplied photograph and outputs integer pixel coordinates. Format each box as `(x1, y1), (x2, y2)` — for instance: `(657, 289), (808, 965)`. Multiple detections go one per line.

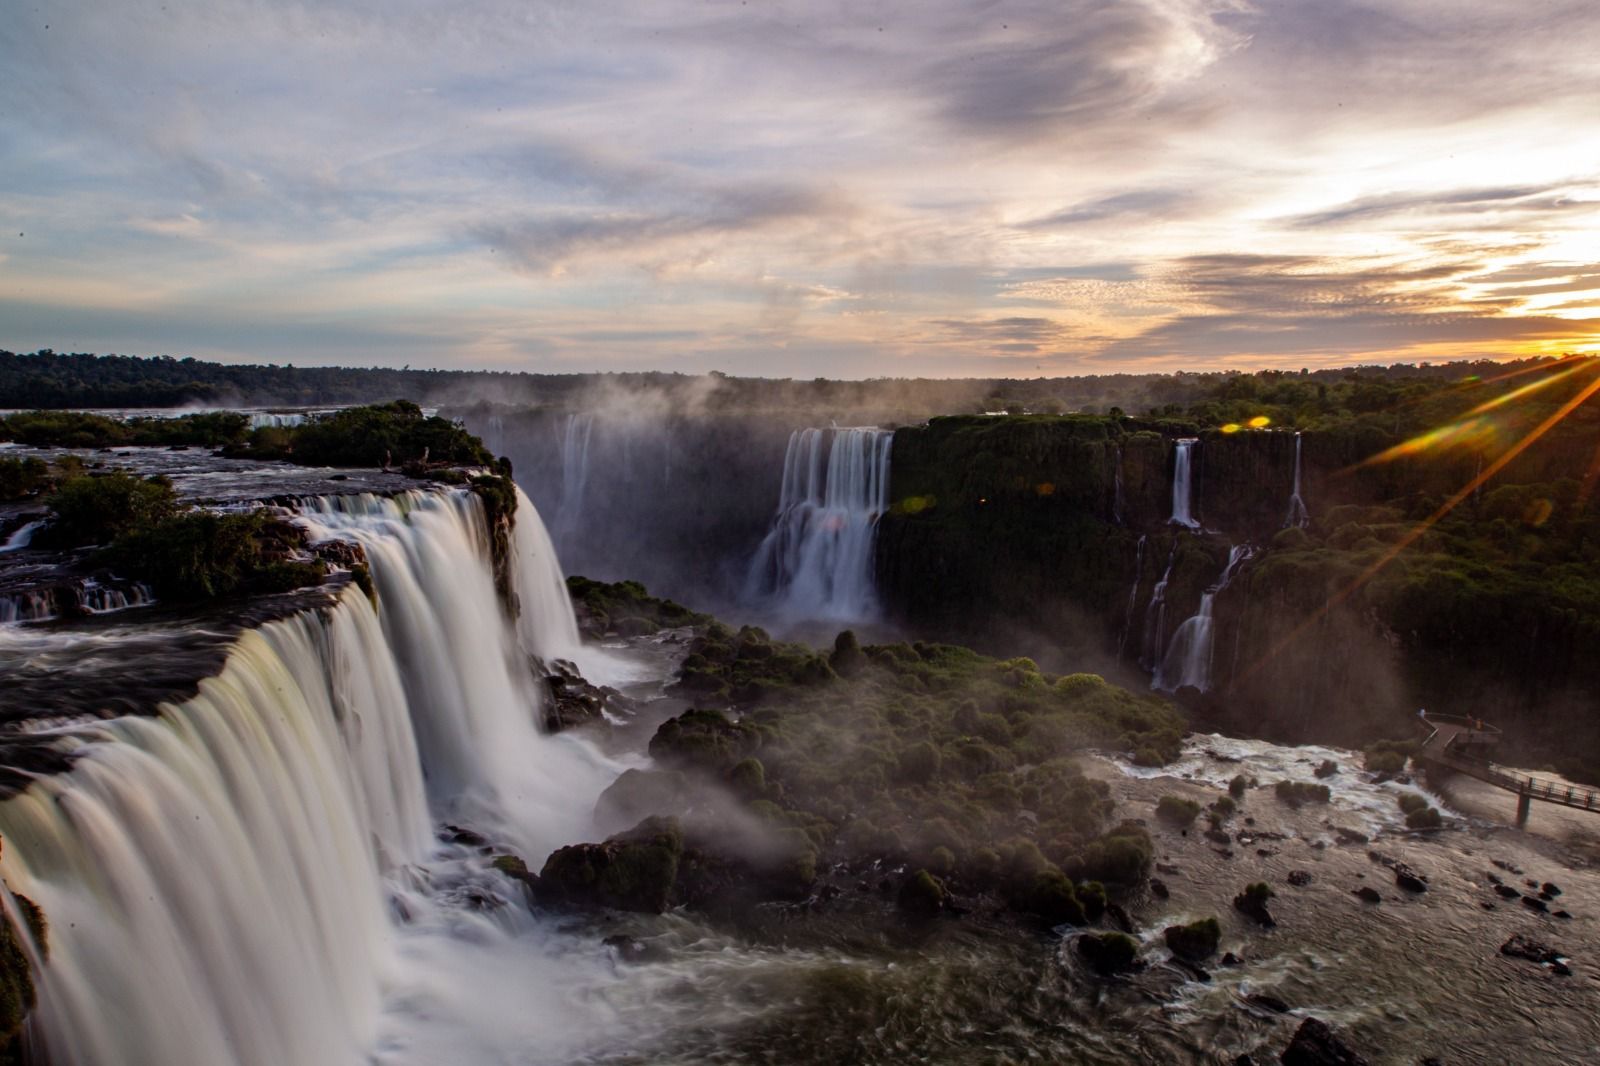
(1, 520), (43, 553)
(0, 487), (615, 1066)
(1284, 432), (1310, 528)
(1139, 543), (1179, 670)
(553, 413), (595, 542)
(1153, 545), (1253, 693)
(743, 427), (893, 623)
(1170, 438), (1200, 528)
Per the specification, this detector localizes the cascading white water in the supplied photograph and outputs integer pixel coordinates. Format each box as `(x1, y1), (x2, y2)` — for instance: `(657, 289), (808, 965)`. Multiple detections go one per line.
(1139, 543), (1178, 670)
(743, 427), (893, 623)
(1, 520), (43, 553)
(0, 486), (621, 1066)
(1284, 432), (1310, 528)
(510, 485), (582, 662)
(554, 413), (595, 542)
(1170, 438), (1200, 528)
(0, 592), (428, 1066)
(1153, 544), (1253, 693)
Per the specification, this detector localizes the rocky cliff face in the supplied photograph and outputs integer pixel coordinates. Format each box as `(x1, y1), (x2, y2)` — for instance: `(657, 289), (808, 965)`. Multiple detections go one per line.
(876, 415), (1600, 770)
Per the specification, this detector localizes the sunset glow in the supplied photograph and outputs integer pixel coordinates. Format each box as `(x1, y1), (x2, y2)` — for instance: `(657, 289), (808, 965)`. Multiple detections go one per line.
(3, 1), (1599, 376)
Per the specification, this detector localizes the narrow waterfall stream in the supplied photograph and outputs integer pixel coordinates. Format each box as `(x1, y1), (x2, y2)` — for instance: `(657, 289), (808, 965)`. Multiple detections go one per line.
(1284, 431), (1310, 528)
(743, 427), (893, 624)
(1152, 544), (1253, 693)
(1170, 438), (1200, 528)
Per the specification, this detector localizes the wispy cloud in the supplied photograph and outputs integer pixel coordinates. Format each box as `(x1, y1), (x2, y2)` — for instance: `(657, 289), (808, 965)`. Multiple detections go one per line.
(1, 0), (1598, 374)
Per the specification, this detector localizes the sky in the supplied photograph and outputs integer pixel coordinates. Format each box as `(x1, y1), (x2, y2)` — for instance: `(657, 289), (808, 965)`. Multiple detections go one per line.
(2, 0), (1599, 379)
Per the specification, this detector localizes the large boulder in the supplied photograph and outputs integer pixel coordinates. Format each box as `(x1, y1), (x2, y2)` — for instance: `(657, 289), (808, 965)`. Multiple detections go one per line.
(537, 817), (684, 914)
(1280, 1018), (1370, 1065)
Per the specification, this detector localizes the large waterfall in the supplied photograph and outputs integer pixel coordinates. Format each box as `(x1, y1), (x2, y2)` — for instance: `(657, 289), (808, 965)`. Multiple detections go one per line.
(1170, 438), (1200, 528)
(1152, 544), (1253, 693)
(743, 427), (893, 623)
(0, 487), (620, 1065)
(553, 413), (595, 543)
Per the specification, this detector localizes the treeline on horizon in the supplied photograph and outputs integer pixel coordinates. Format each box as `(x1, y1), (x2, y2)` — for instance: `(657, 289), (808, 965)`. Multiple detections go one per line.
(0, 347), (1549, 421)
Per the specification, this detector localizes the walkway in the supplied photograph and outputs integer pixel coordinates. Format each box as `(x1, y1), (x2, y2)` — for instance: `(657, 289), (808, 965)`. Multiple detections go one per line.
(1414, 711), (1599, 827)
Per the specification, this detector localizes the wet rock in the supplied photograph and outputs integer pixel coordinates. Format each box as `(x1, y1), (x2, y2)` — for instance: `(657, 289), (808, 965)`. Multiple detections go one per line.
(1353, 886), (1381, 903)
(896, 869), (948, 917)
(1500, 934), (1569, 974)
(445, 825), (490, 847)
(1220, 951), (1241, 966)
(1234, 1057), (1258, 1066)
(538, 816), (684, 914)
(1522, 895), (1548, 912)
(1542, 882), (1562, 897)
(1480, 902), (1496, 911)
(1314, 759), (1339, 779)
(1280, 1017), (1371, 1065)
(594, 768), (692, 834)
(1204, 828), (1233, 845)
(1486, 872), (1502, 885)
(1156, 862), (1183, 875)
(1256, 849), (1277, 858)
(1393, 864), (1428, 893)
(1494, 884), (1520, 899)
(1334, 827), (1369, 846)
(1524, 879), (1539, 889)
(1150, 878), (1170, 899)
(601, 934), (661, 964)
(1247, 991), (1290, 1014)
(1554, 910), (1572, 919)
(1287, 870), (1313, 887)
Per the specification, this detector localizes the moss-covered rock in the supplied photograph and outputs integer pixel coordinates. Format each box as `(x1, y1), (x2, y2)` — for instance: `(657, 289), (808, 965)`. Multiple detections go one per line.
(1077, 931), (1140, 975)
(537, 817), (685, 914)
(1163, 917), (1220, 962)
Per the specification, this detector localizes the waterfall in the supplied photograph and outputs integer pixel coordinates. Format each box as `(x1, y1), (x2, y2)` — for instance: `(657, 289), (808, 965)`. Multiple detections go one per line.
(1117, 534), (1146, 656)
(742, 427), (893, 623)
(510, 485), (582, 662)
(1153, 545), (1253, 693)
(1284, 432), (1310, 528)
(1139, 543), (1179, 671)
(0, 486), (618, 1066)
(553, 413), (595, 543)
(1, 520), (43, 553)
(1170, 438), (1200, 528)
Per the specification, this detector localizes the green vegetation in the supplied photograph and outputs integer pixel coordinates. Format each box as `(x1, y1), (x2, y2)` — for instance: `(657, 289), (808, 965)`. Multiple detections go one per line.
(40, 470), (181, 548)
(0, 409), (250, 449)
(0, 456), (49, 501)
(0, 893), (45, 1064)
(1155, 795), (1202, 828)
(558, 590), (1181, 931)
(1273, 780), (1332, 807)
(1163, 917), (1221, 962)
(1077, 931), (1140, 975)
(565, 575), (711, 637)
(538, 816), (685, 914)
(226, 400), (494, 469)
(38, 469), (326, 602)
(1396, 793), (1430, 816)
(1228, 774), (1248, 799)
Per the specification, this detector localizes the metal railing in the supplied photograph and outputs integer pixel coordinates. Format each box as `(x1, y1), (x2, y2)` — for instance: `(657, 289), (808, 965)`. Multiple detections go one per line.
(1417, 713), (1599, 812)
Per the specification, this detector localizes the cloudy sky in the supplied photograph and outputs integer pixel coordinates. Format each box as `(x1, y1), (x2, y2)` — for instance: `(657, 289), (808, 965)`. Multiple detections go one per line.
(2, 0), (1599, 377)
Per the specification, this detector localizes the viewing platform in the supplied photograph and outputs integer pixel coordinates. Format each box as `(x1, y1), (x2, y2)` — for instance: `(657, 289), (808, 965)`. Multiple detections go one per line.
(1415, 711), (1599, 827)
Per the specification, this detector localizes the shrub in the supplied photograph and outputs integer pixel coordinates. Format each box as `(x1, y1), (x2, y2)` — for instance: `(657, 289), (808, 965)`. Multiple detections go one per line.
(1405, 806), (1443, 830)
(1396, 793), (1429, 816)
(729, 757), (767, 797)
(1156, 795), (1202, 828)
(105, 510), (323, 600)
(1274, 780), (1331, 807)
(1077, 932), (1139, 975)
(1211, 795), (1237, 818)
(1163, 917), (1220, 962)
(1228, 774), (1248, 799)
(43, 471), (179, 547)
(0, 456), (49, 501)
(1028, 870), (1085, 926)
(897, 740), (942, 783)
